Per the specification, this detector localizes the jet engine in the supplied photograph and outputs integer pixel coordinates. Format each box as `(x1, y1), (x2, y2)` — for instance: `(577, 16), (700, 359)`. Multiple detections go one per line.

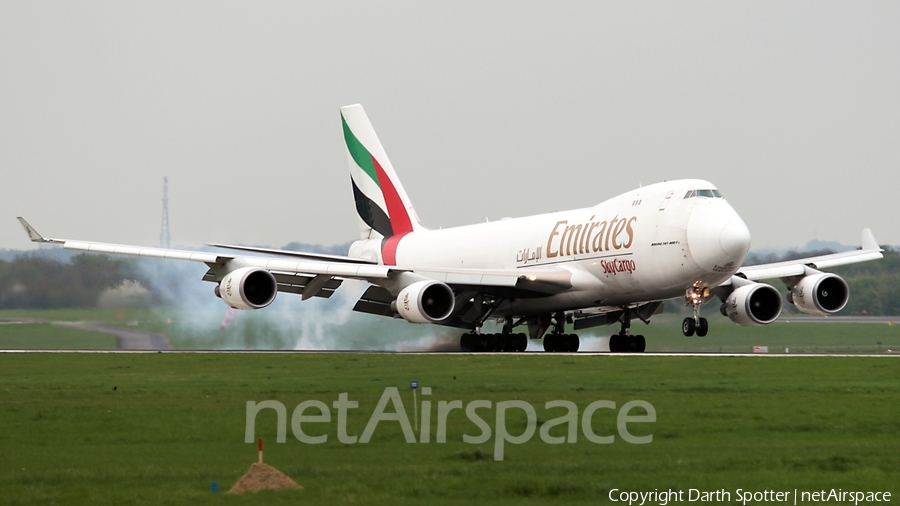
(394, 280), (455, 324)
(215, 267), (277, 310)
(720, 282), (783, 326)
(788, 273), (849, 316)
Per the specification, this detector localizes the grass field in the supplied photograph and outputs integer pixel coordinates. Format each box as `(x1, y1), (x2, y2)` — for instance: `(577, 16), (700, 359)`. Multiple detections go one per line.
(0, 323), (115, 350)
(1, 353), (897, 505)
(0, 309), (139, 350)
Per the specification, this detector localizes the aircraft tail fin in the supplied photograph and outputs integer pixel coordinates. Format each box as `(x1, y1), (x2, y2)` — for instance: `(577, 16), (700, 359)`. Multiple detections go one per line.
(341, 104), (423, 241)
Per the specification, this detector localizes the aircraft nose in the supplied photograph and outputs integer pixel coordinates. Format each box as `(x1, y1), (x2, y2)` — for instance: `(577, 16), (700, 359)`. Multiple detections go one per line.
(719, 219), (751, 258)
(687, 201), (751, 272)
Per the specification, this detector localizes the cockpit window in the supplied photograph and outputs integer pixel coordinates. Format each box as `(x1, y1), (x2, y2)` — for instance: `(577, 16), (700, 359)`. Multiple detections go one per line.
(684, 189), (723, 199)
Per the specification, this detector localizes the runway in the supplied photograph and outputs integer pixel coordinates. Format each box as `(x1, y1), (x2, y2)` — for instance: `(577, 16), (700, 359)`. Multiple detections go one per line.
(776, 316), (896, 324)
(2, 317), (895, 355)
(0, 349), (895, 357)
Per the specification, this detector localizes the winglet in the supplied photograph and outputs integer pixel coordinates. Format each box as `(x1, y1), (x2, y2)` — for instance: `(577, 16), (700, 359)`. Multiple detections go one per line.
(17, 217), (59, 244)
(861, 228), (880, 252)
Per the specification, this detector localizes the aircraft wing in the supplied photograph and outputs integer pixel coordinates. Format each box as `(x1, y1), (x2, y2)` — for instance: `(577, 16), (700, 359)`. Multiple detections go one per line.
(18, 217), (389, 278)
(207, 242), (377, 264)
(727, 228), (883, 284)
(17, 218), (570, 297)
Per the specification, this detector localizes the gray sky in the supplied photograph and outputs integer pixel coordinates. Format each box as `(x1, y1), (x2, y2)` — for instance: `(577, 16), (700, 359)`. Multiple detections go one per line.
(2, 1), (898, 252)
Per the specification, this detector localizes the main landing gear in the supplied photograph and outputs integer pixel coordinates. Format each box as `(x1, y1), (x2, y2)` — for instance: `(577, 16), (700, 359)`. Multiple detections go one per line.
(460, 332), (527, 352)
(542, 312), (580, 353)
(608, 308), (646, 353)
(682, 285), (709, 337)
(460, 317), (527, 352)
(459, 313), (580, 353)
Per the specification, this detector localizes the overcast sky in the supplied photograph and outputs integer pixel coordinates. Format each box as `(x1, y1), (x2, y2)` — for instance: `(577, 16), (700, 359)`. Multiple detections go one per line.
(2, 1), (898, 252)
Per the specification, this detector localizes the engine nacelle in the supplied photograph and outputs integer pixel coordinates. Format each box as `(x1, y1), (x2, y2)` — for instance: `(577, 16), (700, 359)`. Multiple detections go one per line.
(395, 280), (455, 324)
(788, 273), (849, 316)
(721, 282), (783, 326)
(215, 267), (277, 310)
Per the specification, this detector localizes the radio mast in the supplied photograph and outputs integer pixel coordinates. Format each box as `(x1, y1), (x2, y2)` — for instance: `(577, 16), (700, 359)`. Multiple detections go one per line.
(160, 177), (171, 249)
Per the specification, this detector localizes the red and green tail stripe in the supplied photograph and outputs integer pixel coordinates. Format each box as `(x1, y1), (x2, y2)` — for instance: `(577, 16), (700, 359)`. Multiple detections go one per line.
(342, 114), (414, 238)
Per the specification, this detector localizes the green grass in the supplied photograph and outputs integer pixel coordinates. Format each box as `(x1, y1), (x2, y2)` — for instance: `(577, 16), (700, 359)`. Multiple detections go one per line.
(1, 353), (898, 505)
(621, 314), (900, 354)
(0, 323), (115, 349)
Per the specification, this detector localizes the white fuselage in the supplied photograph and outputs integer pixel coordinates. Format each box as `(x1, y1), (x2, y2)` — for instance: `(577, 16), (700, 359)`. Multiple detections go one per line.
(350, 179), (752, 316)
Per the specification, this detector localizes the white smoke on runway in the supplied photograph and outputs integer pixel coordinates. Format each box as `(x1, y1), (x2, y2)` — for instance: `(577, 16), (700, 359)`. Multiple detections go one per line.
(137, 255), (441, 351)
(135, 253), (619, 352)
(396, 329), (463, 352)
(576, 334), (611, 352)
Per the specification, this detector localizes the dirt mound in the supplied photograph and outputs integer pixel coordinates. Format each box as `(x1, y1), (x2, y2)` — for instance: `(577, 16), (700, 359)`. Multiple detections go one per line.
(227, 462), (302, 494)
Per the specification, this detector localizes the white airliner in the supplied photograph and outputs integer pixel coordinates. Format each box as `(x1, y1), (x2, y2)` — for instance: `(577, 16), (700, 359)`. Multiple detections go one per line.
(19, 104), (884, 352)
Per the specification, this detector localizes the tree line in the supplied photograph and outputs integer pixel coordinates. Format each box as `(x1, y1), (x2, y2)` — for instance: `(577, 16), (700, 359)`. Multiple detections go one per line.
(0, 253), (155, 309)
(827, 247), (900, 316)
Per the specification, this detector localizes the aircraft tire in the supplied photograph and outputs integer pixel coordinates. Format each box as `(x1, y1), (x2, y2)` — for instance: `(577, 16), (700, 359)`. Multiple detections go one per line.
(491, 334), (501, 352)
(568, 334), (580, 352)
(682, 318), (696, 337)
(625, 336), (637, 352)
(636, 335), (646, 352)
(609, 334), (645, 353)
(543, 334), (556, 352)
(516, 333), (528, 352)
(460, 333), (473, 352)
(496, 334), (508, 352)
(608, 334), (621, 353)
(696, 318), (709, 337)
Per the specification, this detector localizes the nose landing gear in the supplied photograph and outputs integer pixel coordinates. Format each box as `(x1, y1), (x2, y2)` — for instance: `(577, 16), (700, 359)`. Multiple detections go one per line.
(683, 284), (709, 337)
